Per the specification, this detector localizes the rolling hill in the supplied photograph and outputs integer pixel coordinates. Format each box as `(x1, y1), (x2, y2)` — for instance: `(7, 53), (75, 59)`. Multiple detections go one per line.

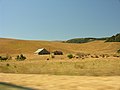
(66, 37), (108, 43)
(66, 33), (120, 43)
(106, 33), (120, 42)
(0, 38), (120, 55)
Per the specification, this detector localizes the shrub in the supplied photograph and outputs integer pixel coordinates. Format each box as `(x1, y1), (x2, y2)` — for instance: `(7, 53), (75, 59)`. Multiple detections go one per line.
(67, 54), (73, 59)
(6, 63), (10, 66)
(76, 52), (86, 58)
(0, 56), (2, 60)
(47, 58), (49, 60)
(95, 55), (99, 58)
(0, 54), (12, 61)
(0, 55), (11, 61)
(16, 55), (19, 60)
(16, 54), (26, 61)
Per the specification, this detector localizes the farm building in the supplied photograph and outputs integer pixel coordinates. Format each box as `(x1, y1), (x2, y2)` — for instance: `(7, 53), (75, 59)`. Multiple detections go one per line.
(34, 48), (50, 55)
(53, 51), (63, 55)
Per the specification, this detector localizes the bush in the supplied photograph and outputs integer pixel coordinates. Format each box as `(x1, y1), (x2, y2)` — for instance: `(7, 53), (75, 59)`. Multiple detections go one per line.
(6, 63), (10, 66)
(16, 54), (26, 61)
(76, 52), (86, 58)
(0, 56), (2, 60)
(47, 58), (49, 60)
(0, 56), (8, 61)
(0, 55), (12, 61)
(105, 33), (120, 42)
(67, 54), (73, 59)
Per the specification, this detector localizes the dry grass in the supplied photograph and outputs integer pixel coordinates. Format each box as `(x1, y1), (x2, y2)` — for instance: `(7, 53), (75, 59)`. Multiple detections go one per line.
(0, 38), (120, 55)
(0, 73), (120, 90)
(0, 38), (120, 89)
(0, 58), (120, 76)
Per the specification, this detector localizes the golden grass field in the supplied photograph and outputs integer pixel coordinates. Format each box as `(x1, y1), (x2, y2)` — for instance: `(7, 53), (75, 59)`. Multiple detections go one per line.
(0, 73), (120, 90)
(0, 38), (120, 54)
(0, 38), (120, 89)
(0, 57), (120, 76)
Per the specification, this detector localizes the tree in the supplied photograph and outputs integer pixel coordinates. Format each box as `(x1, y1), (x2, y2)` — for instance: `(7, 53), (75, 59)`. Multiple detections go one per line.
(106, 33), (120, 42)
(16, 54), (26, 61)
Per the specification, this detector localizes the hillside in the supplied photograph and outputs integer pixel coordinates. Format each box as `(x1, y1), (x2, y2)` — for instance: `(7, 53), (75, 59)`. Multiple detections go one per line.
(106, 33), (120, 42)
(65, 33), (120, 43)
(0, 38), (120, 54)
(66, 37), (108, 43)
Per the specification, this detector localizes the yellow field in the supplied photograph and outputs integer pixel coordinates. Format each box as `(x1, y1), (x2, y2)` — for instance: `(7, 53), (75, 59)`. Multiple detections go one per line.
(0, 58), (120, 76)
(0, 38), (120, 90)
(0, 73), (120, 90)
(0, 38), (120, 54)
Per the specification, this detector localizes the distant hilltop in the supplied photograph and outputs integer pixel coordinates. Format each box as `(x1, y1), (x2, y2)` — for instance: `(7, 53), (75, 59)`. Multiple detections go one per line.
(65, 33), (120, 44)
(105, 33), (120, 42)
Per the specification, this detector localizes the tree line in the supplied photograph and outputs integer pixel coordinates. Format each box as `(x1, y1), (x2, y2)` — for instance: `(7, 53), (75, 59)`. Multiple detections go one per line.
(65, 33), (120, 43)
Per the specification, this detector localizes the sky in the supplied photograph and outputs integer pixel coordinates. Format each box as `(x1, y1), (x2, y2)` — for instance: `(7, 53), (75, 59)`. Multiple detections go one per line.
(0, 0), (120, 40)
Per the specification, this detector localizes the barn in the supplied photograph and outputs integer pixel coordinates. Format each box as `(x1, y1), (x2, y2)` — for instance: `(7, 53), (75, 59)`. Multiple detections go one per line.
(53, 51), (63, 55)
(34, 48), (50, 55)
